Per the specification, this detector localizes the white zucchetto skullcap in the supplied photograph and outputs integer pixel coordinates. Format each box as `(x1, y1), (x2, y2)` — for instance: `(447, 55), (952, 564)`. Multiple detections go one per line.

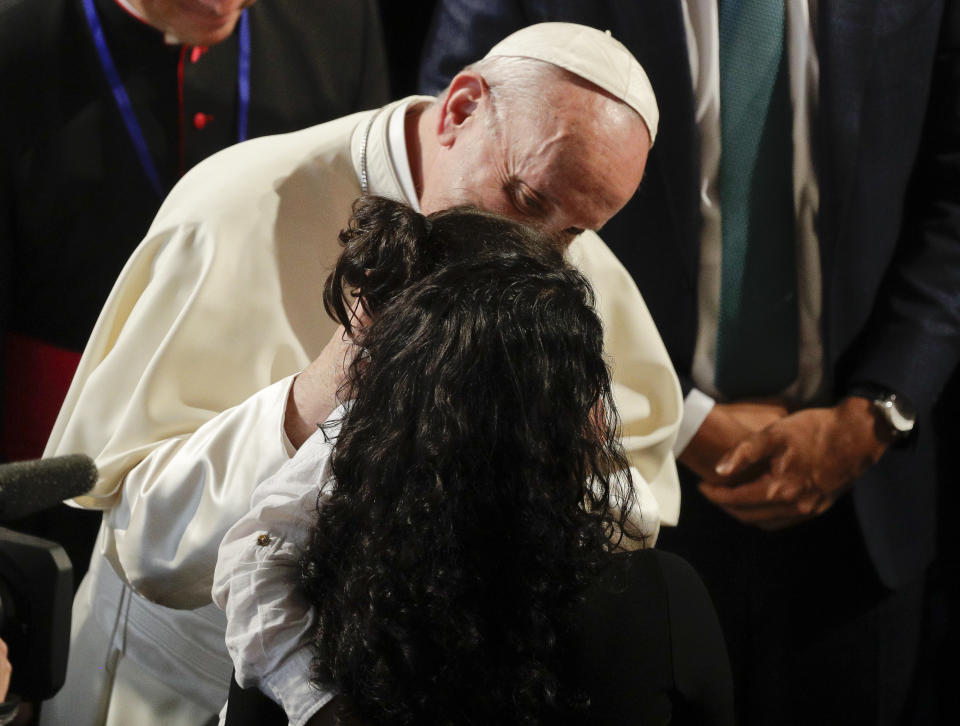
(482, 22), (659, 146)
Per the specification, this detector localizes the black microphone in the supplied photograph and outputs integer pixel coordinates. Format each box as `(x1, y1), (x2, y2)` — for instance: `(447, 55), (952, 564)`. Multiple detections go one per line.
(0, 454), (98, 521)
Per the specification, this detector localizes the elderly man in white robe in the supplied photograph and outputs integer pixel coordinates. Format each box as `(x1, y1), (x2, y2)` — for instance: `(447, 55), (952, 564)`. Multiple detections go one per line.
(41, 23), (683, 726)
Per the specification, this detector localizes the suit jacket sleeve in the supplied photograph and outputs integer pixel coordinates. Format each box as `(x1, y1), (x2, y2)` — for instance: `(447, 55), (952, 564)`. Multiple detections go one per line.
(842, 8), (960, 414)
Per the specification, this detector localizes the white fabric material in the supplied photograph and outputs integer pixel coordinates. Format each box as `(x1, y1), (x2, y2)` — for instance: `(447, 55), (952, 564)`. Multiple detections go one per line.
(674, 388), (716, 456)
(563, 238), (682, 522)
(114, 0), (146, 22)
(38, 545), (224, 725)
(99, 649), (217, 726)
(387, 99), (422, 210)
(483, 22), (659, 144)
(213, 408), (344, 726)
(213, 405), (662, 724)
(683, 0), (823, 406)
(43, 95), (681, 723)
(113, 0), (195, 45)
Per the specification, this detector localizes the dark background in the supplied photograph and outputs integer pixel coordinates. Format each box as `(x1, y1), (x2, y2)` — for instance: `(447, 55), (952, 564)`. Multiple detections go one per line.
(377, 0), (440, 97)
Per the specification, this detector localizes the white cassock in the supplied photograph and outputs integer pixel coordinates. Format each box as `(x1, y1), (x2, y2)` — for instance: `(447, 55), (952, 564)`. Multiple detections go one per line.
(39, 97), (682, 725)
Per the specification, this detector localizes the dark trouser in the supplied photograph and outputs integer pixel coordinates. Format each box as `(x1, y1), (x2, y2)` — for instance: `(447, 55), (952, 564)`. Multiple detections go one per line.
(658, 483), (925, 726)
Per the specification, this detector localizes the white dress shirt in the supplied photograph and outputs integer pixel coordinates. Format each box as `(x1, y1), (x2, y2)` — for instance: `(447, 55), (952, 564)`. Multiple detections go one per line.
(674, 0), (822, 454)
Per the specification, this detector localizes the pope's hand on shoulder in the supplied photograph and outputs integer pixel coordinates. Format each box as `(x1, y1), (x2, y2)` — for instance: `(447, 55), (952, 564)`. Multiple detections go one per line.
(284, 301), (370, 449)
(284, 325), (359, 449)
(699, 397), (889, 530)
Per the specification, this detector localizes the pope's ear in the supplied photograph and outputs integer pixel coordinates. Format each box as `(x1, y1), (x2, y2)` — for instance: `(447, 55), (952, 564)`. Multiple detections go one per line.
(436, 71), (487, 147)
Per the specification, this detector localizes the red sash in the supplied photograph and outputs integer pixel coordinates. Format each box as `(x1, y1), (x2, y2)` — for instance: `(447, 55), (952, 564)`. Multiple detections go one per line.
(2, 333), (82, 461)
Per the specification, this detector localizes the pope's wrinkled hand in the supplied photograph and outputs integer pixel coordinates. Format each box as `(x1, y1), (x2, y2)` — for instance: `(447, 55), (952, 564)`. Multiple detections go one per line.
(284, 299), (370, 449)
(284, 325), (360, 449)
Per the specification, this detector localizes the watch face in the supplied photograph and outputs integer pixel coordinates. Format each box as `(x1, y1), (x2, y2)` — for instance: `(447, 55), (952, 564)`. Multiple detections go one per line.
(888, 395), (916, 432)
(880, 394), (916, 435)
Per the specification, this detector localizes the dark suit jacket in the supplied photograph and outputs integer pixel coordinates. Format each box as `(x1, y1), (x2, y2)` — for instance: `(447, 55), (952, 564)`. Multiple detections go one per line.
(420, 0), (960, 589)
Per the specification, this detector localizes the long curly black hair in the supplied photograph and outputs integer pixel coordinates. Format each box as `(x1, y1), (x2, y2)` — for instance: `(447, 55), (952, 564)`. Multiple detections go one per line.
(300, 196), (640, 725)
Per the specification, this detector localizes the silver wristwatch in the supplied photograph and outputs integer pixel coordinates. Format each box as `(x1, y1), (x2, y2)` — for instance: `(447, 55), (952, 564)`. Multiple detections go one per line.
(851, 387), (916, 442)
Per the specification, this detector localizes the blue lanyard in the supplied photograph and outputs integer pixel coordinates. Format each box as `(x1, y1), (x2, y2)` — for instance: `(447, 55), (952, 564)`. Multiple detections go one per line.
(81, 0), (251, 197)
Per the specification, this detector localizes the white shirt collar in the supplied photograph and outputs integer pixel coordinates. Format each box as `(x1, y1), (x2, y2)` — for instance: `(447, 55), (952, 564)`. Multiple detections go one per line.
(387, 99), (422, 212)
(114, 0), (183, 44)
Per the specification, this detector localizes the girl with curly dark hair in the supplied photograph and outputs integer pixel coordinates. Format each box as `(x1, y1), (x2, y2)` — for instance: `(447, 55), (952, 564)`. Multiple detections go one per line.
(214, 197), (732, 726)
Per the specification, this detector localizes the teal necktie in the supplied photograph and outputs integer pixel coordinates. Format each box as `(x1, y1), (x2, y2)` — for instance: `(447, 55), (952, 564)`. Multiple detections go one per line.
(714, 0), (798, 398)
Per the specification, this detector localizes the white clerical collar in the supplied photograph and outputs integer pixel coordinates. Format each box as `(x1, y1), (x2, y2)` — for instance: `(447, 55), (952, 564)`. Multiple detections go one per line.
(387, 99), (422, 212)
(113, 0), (182, 44)
(114, 0), (147, 21)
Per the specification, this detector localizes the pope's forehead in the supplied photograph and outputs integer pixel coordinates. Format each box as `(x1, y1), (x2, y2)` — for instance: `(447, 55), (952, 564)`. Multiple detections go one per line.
(495, 82), (645, 148)
(500, 104), (643, 185)
(496, 119), (645, 229)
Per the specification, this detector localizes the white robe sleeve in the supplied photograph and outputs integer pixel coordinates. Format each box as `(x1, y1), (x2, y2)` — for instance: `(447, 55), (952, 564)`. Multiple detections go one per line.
(567, 231), (684, 525)
(43, 122), (358, 609)
(43, 213), (324, 609)
(213, 422), (343, 726)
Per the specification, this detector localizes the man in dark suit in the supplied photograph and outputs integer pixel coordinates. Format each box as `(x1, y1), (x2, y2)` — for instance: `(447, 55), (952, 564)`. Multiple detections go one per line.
(420, 2), (960, 724)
